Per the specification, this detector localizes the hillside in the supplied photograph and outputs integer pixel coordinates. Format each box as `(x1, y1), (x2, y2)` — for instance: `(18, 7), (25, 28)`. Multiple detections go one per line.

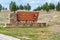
(0, 10), (11, 26)
(38, 10), (60, 25)
(0, 10), (60, 26)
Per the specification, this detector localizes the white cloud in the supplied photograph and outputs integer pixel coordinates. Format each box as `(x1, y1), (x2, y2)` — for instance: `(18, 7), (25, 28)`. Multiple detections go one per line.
(29, 1), (35, 4)
(29, 0), (40, 4)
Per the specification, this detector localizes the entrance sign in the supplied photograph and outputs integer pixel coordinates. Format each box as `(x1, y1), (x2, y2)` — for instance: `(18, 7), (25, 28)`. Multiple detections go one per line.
(17, 11), (39, 22)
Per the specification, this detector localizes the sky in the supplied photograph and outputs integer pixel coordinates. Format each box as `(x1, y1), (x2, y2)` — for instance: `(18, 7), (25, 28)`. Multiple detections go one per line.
(0, 0), (60, 10)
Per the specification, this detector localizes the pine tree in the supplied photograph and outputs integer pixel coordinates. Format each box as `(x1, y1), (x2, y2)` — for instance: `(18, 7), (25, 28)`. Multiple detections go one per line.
(0, 4), (2, 12)
(9, 1), (17, 13)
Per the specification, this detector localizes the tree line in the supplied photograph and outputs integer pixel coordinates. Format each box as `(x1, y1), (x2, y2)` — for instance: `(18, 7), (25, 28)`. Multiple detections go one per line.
(0, 1), (60, 13)
(0, 4), (7, 12)
(0, 1), (31, 13)
(34, 2), (60, 11)
(9, 1), (31, 13)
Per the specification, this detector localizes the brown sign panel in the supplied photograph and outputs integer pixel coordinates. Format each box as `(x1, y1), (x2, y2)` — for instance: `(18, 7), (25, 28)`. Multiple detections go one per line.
(17, 11), (39, 21)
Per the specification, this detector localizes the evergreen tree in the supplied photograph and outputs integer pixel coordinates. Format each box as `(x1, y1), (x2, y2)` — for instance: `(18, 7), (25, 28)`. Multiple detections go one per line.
(24, 3), (31, 10)
(42, 2), (49, 12)
(27, 3), (31, 10)
(56, 2), (60, 11)
(9, 1), (17, 13)
(0, 4), (2, 12)
(49, 3), (55, 10)
(24, 5), (27, 10)
(33, 6), (41, 11)
(19, 5), (24, 10)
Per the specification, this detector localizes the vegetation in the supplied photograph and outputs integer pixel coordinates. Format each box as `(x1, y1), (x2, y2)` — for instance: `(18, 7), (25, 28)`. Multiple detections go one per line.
(0, 27), (60, 40)
(9, 1), (17, 13)
(2, 7), (7, 10)
(26, 3), (31, 10)
(24, 5), (28, 10)
(0, 4), (2, 12)
(49, 3), (55, 10)
(0, 1), (60, 12)
(24, 3), (31, 10)
(33, 2), (49, 11)
(1, 1), (60, 12)
(33, 2), (60, 12)
(33, 6), (41, 11)
(42, 2), (49, 12)
(9, 1), (31, 11)
(56, 2), (60, 11)
(33, 2), (55, 11)
(19, 4), (24, 10)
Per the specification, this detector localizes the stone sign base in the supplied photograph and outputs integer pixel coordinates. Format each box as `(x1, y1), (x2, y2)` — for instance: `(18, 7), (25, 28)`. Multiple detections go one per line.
(5, 22), (47, 27)
(3, 12), (47, 27)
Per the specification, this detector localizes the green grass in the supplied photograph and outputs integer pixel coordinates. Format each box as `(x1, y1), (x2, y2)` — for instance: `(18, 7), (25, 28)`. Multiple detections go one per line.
(0, 26), (60, 40)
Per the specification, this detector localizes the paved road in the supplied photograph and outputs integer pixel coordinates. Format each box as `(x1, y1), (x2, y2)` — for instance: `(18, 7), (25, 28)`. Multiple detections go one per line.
(0, 34), (20, 40)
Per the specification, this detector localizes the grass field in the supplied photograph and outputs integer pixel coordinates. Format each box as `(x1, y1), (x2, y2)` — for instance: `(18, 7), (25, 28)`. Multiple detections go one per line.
(0, 26), (60, 40)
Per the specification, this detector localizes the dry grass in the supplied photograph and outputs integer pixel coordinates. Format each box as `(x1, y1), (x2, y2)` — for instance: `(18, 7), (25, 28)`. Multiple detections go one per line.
(0, 10), (11, 24)
(0, 25), (60, 40)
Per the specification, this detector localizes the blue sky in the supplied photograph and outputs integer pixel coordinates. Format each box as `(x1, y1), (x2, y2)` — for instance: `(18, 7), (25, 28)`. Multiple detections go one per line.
(0, 0), (60, 10)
